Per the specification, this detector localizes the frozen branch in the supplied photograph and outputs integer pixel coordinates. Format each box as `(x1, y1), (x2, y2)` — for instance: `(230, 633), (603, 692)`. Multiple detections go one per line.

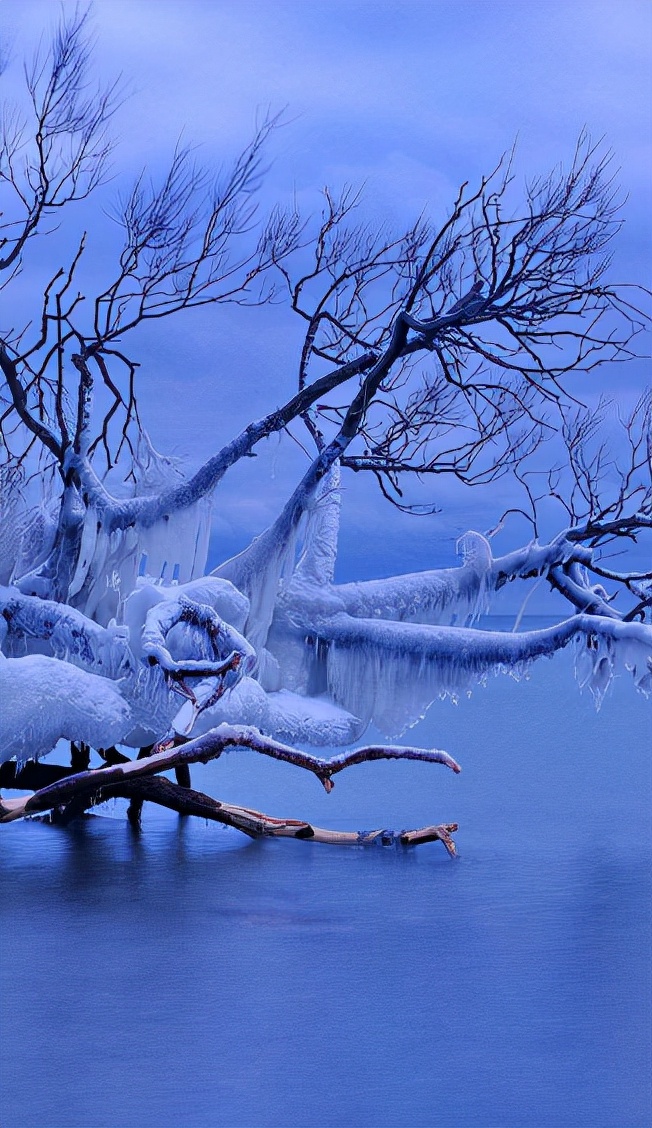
(0, 584), (134, 677)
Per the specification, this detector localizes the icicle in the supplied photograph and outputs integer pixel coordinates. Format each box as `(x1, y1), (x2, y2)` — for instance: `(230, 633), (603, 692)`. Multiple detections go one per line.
(574, 627), (652, 707)
(294, 464), (341, 587)
(0, 465), (58, 588)
(0, 463), (26, 585)
(319, 613), (652, 738)
(325, 622), (508, 736)
(214, 522), (301, 651)
(65, 434), (215, 624)
(67, 506), (99, 598)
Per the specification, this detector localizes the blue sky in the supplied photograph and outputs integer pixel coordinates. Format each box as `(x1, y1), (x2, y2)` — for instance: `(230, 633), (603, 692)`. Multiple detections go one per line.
(1, 0), (650, 582)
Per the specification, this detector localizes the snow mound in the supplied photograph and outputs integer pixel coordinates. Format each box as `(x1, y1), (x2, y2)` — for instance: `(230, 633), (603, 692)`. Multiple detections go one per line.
(0, 655), (132, 763)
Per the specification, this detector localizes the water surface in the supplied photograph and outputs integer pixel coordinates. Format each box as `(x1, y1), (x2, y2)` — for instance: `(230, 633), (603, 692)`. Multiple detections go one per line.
(1, 641), (650, 1127)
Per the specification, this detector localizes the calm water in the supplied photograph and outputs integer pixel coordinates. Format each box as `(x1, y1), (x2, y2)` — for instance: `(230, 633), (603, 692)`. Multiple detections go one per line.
(1, 640), (650, 1127)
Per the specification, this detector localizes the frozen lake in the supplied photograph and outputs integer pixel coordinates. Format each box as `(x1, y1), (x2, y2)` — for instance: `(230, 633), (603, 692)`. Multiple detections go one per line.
(1, 632), (650, 1127)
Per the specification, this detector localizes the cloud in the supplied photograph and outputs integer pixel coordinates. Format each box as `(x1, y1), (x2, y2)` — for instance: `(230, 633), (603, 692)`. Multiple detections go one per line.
(1, 0), (649, 573)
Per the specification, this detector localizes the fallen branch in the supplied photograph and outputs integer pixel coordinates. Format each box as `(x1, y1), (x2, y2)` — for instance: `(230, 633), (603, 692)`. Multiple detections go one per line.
(1, 770), (458, 856)
(0, 723), (460, 822)
(0, 725), (460, 855)
(111, 777), (459, 855)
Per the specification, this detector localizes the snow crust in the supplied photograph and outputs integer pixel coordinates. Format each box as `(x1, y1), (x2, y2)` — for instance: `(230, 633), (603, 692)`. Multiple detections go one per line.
(263, 689), (364, 746)
(172, 676), (363, 747)
(0, 654), (132, 763)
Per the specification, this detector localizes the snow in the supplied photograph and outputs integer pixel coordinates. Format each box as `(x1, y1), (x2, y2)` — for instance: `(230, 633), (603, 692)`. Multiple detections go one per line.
(0, 654), (133, 763)
(264, 689), (364, 746)
(172, 676), (269, 736)
(172, 678), (363, 746)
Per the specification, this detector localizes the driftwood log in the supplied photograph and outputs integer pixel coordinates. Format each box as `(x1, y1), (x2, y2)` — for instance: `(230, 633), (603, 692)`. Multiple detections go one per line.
(0, 725), (460, 857)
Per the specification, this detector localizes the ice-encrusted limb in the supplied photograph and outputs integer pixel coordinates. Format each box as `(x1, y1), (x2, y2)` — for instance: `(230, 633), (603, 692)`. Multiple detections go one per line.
(332, 547), (491, 625)
(141, 594), (257, 681)
(548, 563), (622, 618)
(330, 537), (597, 626)
(123, 576), (250, 656)
(329, 527), (650, 633)
(491, 539), (592, 587)
(215, 314), (413, 650)
(316, 612), (652, 733)
(0, 722), (460, 820)
(29, 353), (375, 615)
(138, 594), (258, 735)
(63, 354), (377, 536)
(267, 534), (598, 696)
(0, 585), (135, 678)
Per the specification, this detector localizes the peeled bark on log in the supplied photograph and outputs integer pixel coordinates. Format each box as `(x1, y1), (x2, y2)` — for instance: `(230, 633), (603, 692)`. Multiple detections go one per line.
(49, 775), (460, 856)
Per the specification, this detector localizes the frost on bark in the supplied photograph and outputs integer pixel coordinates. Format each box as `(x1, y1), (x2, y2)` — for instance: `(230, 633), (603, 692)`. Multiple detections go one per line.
(0, 11), (650, 852)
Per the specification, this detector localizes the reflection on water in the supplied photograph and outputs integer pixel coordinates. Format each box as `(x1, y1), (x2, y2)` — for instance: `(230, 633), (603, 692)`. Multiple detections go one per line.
(1, 645), (650, 1127)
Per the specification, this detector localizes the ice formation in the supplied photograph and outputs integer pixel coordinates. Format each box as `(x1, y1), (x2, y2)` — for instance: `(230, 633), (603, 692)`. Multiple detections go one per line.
(0, 445), (650, 765)
(320, 614), (652, 736)
(15, 434), (218, 625)
(171, 677), (363, 746)
(333, 534), (492, 627)
(0, 654), (132, 763)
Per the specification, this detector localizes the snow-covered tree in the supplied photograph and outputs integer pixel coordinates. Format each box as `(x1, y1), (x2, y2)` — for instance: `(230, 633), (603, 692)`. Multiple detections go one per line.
(1, 11), (650, 852)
